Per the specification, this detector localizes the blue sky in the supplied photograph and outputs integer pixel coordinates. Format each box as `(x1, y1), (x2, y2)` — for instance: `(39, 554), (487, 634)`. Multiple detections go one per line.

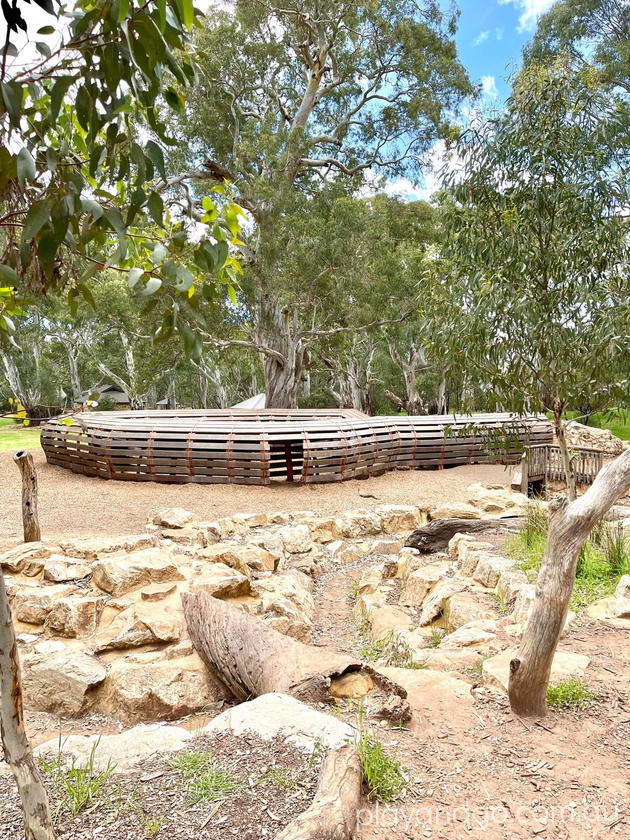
(454, 1), (556, 103)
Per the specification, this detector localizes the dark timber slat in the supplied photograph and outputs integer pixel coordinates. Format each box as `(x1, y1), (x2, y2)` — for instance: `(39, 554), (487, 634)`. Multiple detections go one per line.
(40, 410), (553, 486)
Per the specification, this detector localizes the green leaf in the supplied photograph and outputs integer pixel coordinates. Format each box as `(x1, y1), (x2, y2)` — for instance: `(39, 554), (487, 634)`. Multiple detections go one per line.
(127, 268), (144, 289)
(178, 322), (202, 361)
(23, 200), (52, 242)
(75, 86), (92, 131)
(147, 191), (164, 227)
(37, 25), (56, 34)
(77, 283), (96, 310)
(35, 42), (51, 58)
(145, 140), (166, 179)
(141, 277), (162, 295)
(175, 0), (195, 29)
(116, 0), (130, 22)
(0, 265), (18, 284)
(17, 148), (36, 187)
(228, 285), (237, 306)
(1, 81), (23, 125)
(50, 76), (73, 119)
(164, 88), (184, 112)
(46, 147), (58, 172)
(174, 265), (194, 291)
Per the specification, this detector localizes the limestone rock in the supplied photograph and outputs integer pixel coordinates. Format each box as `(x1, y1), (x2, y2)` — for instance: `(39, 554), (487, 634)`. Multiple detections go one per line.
(418, 579), (466, 626)
(565, 421), (624, 456)
(0, 542), (52, 573)
(198, 542), (276, 574)
(378, 667), (474, 719)
(368, 606), (412, 641)
(376, 505), (424, 533)
(152, 508), (196, 529)
(456, 541), (495, 577)
(12, 583), (77, 624)
(251, 570), (314, 640)
(467, 484), (528, 515)
(94, 603), (181, 652)
(45, 595), (104, 638)
(278, 523), (312, 554)
(329, 671), (374, 699)
(439, 619), (497, 648)
(447, 591), (497, 630)
(483, 649), (590, 693)
(615, 575), (630, 599)
(430, 502), (481, 520)
(328, 540), (368, 565)
(512, 584), (536, 622)
(141, 582), (178, 602)
(191, 563), (251, 599)
(310, 516), (342, 543)
(335, 509), (382, 538)
(400, 562), (451, 608)
(356, 564), (385, 596)
(60, 533), (158, 560)
(233, 512), (269, 529)
(370, 537), (404, 556)
(43, 556), (91, 583)
(496, 570), (529, 605)
(103, 653), (224, 721)
(161, 527), (203, 546)
(92, 549), (184, 596)
(22, 649), (107, 716)
(448, 533), (475, 556)
(423, 647), (487, 672)
(35, 724), (192, 771)
(473, 554), (515, 589)
(204, 693), (354, 752)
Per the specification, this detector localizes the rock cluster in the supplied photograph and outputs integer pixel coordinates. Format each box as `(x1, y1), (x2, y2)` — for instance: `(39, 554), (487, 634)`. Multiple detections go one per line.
(565, 420), (627, 456)
(3, 503), (426, 721)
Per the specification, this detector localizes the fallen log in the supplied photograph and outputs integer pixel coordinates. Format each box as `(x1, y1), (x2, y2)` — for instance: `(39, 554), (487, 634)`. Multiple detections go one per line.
(274, 744), (362, 840)
(405, 516), (522, 553)
(14, 451), (41, 543)
(182, 591), (410, 721)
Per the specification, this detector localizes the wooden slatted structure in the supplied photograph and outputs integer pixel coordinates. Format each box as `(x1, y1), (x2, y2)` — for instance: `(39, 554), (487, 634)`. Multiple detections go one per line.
(40, 410), (552, 486)
(523, 444), (604, 487)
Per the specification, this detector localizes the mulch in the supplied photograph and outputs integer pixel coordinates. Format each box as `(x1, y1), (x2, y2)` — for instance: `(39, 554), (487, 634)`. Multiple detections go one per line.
(0, 732), (320, 840)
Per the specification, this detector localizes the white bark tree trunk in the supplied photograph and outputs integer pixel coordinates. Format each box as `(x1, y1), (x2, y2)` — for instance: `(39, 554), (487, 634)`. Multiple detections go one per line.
(385, 341), (427, 415)
(508, 447), (630, 716)
(254, 291), (305, 409)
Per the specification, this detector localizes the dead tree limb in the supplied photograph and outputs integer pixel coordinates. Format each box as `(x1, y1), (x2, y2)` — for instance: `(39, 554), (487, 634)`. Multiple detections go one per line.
(274, 744), (362, 840)
(509, 448), (630, 716)
(182, 591), (410, 719)
(14, 451), (41, 542)
(0, 569), (55, 840)
(405, 517), (523, 553)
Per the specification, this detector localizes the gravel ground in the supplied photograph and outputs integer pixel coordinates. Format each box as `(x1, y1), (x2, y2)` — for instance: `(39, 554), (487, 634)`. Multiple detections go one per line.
(0, 732), (320, 840)
(0, 446), (512, 551)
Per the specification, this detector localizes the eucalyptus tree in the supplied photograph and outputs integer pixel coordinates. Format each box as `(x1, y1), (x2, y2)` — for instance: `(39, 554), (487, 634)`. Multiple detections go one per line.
(175, 0), (472, 406)
(442, 58), (630, 500)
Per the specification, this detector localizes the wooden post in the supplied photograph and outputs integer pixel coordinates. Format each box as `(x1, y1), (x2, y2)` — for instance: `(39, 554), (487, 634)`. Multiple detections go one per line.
(14, 451), (41, 543)
(0, 569), (56, 839)
(520, 451), (529, 496)
(284, 441), (294, 482)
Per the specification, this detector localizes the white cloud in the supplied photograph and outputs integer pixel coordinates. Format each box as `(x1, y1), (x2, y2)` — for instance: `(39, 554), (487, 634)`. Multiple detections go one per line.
(481, 75), (499, 99)
(474, 30), (490, 46)
(498, 0), (556, 33)
(495, 27), (504, 41)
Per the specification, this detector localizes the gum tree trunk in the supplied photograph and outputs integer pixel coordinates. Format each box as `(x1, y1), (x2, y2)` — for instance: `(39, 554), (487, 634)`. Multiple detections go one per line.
(0, 570), (55, 840)
(554, 400), (577, 501)
(508, 447), (630, 716)
(254, 291), (305, 409)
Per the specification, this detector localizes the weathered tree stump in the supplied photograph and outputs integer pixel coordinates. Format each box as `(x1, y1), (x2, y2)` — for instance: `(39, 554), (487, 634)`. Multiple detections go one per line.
(14, 451), (41, 542)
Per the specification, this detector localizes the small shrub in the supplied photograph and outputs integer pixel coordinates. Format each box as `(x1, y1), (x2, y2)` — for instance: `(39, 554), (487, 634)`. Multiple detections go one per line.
(546, 678), (596, 710)
(357, 731), (407, 802)
(360, 630), (420, 668)
(170, 750), (239, 804)
(425, 628), (443, 648)
(40, 739), (115, 816)
(601, 523), (630, 577)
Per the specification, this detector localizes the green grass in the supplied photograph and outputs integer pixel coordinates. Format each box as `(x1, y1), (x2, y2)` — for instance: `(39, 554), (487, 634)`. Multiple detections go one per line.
(546, 678), (597, 710)
(40, 739), (115, 816)
(0, 417), (40, 452)
(355, 703), (407, 803)
(506, 503), (630, 611)
(359, 629), (421, 669)
(169, 750), (239, 804)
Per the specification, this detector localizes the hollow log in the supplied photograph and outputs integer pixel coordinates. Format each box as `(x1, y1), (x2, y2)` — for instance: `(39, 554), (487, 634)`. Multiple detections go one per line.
(405, 517), (522, 553)
(274, 744), (362, 840)
(182, 591), (410, 719)
(0, 569), (55, 840)
(14, 451), (41, 542)
(509, 448), (630, 716)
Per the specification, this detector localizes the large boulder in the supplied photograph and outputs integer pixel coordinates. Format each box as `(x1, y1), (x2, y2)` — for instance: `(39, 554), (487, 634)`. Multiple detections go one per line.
(335, 509), (382, 539)
(191, 562), (251, 599)
(35, 724), (192, 771)
(399, 562), (451, 608)
(430, 503), (481, 520)
(467, 484), (528, 515)
(447, 591), (497, 630)
(328, 540), (368, 565)
(368, 606), (413, 642)
(43, 556), (91, 583)
(102, 652), (224, 721)
(22, 648), (107, 716)
(152, 508), (196, 529)
(418, 579), (466, 626)
(565, 421), (624, 456)
(45, 595), (104, 637)
(204, 693), (354, 751)
(278, 524), (312, 554)
(375, 505), (424, 533)
(251, 570), (315, 640)
(472, 554), (516, 589)
(0, 542), (52, 573)
(439, 619), (497, 648)
(93, 603), (182, 652)
(197, 543), (276, 574)
(60, 533), (158, 560)
(92, 549), (185, 596)
(11, 583), (77, 625)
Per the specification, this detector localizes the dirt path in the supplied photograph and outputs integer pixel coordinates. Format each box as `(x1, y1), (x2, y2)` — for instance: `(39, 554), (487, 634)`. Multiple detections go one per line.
(0, 446), (511, 551)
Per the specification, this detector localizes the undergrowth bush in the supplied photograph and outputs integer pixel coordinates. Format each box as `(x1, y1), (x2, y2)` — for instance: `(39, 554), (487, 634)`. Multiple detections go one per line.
(356, 704), (407, 802)
(546, 678), (597, 710)
(506, 503), (630, 610)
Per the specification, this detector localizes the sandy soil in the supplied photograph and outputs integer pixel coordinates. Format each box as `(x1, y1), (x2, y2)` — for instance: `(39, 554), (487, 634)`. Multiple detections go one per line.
(0, 445), (512, 551)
